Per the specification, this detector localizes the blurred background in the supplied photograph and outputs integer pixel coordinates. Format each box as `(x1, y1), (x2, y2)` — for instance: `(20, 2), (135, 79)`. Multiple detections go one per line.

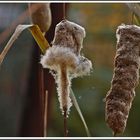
(0, 3), (139, 137)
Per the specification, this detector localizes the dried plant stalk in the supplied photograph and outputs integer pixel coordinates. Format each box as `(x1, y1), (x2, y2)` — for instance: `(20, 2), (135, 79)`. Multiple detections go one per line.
(105, 24), (140, 135)
(28, 4), (52, 136)
(44, 91), (48, 137)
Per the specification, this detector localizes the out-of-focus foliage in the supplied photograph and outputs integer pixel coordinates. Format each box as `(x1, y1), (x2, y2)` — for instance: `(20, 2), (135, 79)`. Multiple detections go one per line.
(127, 4), (140, 26)
(127, 4), (140, 19)
(0, 4), (33, 136)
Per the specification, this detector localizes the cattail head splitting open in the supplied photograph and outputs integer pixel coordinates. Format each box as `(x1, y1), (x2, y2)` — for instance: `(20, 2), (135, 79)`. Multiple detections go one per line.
(105, 24), (140, 135)
(41, 20), (92, 116)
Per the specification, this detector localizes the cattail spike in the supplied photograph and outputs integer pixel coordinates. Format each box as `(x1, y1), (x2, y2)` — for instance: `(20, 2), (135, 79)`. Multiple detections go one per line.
(105, 24), (140, 135)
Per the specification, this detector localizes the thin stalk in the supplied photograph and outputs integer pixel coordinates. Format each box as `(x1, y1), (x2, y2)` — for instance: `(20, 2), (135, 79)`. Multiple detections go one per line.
(113, 131), (117, 137)
(133, 14), (140, 25)
(38, 59), (46, 136)
(131, 12), (134, 24)
(63, 107), (68, 137)
(70, 89), (91, 137)
(63, 3), (66, 20)
(44, 90), (48, 137)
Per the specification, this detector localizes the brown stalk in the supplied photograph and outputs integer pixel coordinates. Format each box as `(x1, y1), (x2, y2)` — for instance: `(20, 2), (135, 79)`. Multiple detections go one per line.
(44, 90), (48, 137)
(63, 3), (66, 20)
(28, 3), (52, 137)
(38, 62), (46, 136)
(64, 107), (68, 137)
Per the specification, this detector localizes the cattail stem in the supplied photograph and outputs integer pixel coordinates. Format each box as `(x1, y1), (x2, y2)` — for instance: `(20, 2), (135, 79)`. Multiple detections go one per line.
(63, 3), (66, 20)
(113, 132), (117, 137)
(59, 64), (69, 136)
(63, 107), (68, 137)
(131, 12), (134, 24)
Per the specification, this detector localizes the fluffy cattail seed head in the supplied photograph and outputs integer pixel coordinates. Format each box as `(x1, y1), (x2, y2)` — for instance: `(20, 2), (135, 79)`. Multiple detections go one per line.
(40, 20), (92, 116)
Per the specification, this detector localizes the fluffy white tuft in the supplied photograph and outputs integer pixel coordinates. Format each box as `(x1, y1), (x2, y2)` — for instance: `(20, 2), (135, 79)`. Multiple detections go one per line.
(72, 56), (93, 77)
(40, 46), (79, 71)
(40, 47), (93, 78)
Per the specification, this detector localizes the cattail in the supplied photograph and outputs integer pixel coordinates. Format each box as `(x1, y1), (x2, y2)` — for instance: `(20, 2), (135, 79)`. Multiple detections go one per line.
(28, 3), (52, 33)
(105, 24), (140, 135)
(41, 20), (92, 116)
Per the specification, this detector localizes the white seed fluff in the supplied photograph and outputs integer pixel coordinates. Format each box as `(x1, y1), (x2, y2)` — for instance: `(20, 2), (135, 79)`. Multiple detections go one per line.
(40, 46), (79, 71)
(74, 56), (92, 77)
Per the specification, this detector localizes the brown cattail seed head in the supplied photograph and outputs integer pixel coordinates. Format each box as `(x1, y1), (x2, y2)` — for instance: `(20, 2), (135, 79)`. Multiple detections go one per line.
(52, 20), (86, 56)
(105, 24), (140, 135)
(29, 3), (52, 33)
